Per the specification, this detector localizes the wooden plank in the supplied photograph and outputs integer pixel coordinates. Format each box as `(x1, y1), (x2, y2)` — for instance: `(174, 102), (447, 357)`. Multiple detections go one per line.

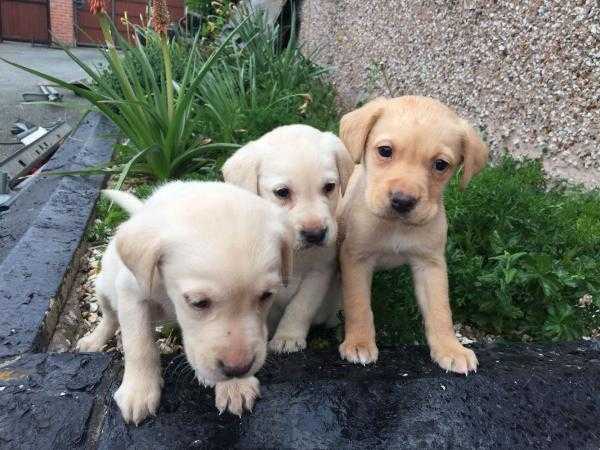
(76, 0), (185, 45)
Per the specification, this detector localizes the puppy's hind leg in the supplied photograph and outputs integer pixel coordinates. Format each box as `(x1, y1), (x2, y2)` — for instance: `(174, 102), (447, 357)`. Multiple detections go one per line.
(76, 293), (118, 352)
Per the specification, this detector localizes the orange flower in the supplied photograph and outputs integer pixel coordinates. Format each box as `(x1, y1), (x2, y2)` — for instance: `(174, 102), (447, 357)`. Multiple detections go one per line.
(152, 0), (170, 35)
(89, 0), (106, 14)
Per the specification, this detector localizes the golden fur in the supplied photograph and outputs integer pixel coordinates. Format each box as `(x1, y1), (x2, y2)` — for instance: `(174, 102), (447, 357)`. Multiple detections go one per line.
(337, 96), (488, 373)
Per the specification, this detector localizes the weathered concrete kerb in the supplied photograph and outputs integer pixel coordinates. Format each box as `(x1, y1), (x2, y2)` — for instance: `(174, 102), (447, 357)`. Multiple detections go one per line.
(0, 112), (116, 358)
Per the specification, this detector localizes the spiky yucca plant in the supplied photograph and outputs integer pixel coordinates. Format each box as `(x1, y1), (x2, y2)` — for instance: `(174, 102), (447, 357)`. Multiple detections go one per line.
(1, 4), (246, 181)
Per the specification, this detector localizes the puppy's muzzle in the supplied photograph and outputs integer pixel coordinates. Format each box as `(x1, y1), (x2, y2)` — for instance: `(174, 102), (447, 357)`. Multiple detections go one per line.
(390, 192), (418, 214)
(218, 356), (255, 378)
(300, 227), (328, 246)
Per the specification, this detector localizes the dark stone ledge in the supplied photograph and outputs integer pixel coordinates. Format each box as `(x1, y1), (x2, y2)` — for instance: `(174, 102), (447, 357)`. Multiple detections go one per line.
(1, 343), (598, 449)
(0, 352), (116, 450)
(0, 112), (117, 358)
(95, 342), (599, 450)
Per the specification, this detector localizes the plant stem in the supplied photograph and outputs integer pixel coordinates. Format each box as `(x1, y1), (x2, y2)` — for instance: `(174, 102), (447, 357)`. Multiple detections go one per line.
(99, 15), (134, 102)
(161, 35), (174, 122)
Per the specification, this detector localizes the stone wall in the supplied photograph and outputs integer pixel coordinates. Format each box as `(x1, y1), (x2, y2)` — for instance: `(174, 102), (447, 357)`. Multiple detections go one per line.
(299, 0), (600, 187)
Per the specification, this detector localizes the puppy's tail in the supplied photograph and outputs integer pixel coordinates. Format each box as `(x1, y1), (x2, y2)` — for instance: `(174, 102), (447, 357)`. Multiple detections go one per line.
(102, 189), (143, 215)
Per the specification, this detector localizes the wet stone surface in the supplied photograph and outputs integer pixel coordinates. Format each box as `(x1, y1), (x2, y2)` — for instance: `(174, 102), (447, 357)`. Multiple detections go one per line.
(2, 342), (593, 449)
(0, 352), (115, 450)
(102, 342), (600, 449)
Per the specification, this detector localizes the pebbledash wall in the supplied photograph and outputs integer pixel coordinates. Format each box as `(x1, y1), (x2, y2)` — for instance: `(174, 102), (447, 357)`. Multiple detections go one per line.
(298, 0), (600, 187)
(50, 0), (77, 45)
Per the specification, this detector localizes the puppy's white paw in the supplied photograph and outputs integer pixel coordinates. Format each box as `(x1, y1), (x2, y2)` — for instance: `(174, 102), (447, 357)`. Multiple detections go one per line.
(76, 332), (106, 352)
(430, 342), (478, 374)
(339, 339), (379, 365)
(215, 376), (260, 416)
(268, 335), (307, 353)
(114, 377), (163, 425)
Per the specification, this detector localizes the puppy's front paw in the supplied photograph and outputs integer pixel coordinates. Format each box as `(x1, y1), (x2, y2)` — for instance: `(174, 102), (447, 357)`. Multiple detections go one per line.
(76, 332), (106, 352)
(339, 338), (378, 365)
(114, 377), (163, 425)
(430, 342), (478, 374)
(268, 335), (307, 353)
(215, 376), (260, 416)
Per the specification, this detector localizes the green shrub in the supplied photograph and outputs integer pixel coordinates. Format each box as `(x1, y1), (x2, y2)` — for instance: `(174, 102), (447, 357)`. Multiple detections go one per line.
(372, 157), (600, 344)
(194, 7), (338, 158)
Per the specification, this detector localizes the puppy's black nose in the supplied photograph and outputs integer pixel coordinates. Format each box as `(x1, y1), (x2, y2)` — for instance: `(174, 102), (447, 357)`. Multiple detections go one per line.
(300, 227), (327, 245)
(390, 192), (418, 213)
(218, 357), (255, 378)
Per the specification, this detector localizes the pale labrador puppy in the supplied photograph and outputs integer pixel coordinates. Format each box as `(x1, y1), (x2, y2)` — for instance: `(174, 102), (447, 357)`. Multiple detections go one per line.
(77, 181), (294, 424)
(337, 96), (488, 374)
(222, 124), (354, 353)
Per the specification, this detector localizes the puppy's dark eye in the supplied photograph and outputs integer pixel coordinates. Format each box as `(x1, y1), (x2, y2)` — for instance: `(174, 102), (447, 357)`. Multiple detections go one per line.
(323, 182), (336, 194)
(190, 298), (211, 310)
(377, 146), (393, 158)
(259, 291), (273, 303)
(274, 187), (290, 199)
(433, 159), (450, 172)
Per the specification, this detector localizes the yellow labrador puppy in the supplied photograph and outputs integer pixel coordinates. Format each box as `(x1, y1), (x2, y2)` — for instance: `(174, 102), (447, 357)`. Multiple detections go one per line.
(337, 96), (488, 374)
(223, 125), (354, 353)
(77, 182), (293, 424)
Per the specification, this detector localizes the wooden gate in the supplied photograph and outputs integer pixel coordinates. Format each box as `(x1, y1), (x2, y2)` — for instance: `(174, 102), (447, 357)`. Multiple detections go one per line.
(75, 0), (184, 46)
(0, 0), (50, 44)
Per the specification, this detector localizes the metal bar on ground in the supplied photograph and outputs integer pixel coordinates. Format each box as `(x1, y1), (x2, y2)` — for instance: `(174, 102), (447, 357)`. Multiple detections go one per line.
(0, 122), (72, 187)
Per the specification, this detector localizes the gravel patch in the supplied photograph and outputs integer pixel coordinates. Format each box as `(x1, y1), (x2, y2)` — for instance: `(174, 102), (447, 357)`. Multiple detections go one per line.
(299, 0), (600, 187)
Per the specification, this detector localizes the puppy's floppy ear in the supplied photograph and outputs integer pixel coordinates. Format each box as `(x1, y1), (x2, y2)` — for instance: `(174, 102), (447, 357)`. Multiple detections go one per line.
(339, 97), (387, 163)
(277, 215), (295, 287)
(221, 142), (262, 194)
(459, 119), (489, 190)
(323, 132), (355, 195)
(115, 220), (161, 299)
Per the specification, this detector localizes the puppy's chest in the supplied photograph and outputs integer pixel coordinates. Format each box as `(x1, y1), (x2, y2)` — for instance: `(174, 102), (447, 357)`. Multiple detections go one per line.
(274, 248), (334, 306)
(374, 232), (420, 268)
(274, 265), (318, 306)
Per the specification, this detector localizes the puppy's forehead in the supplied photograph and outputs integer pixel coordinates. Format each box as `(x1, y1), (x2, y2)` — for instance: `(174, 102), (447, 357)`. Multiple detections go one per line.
(371, 109), (463, 153)
(261, 144), (338, 182)
(164, 231), (281, 284)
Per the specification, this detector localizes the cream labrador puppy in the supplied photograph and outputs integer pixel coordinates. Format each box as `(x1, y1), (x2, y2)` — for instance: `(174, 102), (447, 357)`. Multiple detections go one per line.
(337, 96), (488, 374)
(222, 125), (354, 353)
(76, 181), (293, 424)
